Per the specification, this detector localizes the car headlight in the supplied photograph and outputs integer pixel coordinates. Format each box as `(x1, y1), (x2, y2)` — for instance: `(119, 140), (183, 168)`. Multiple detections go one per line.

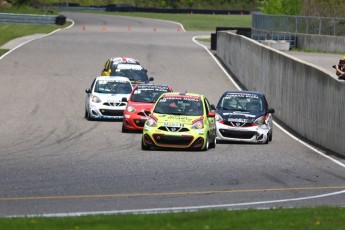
(126, 105), (136, 113)
(215, 113), (223, 123)
(92, 95), (101, 103)
(254, 116), (265, 126)
(192, 120), (204, 130)
(146, 117), (157, 127)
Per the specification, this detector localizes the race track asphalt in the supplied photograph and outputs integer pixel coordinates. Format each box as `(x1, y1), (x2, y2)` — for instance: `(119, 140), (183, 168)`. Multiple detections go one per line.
(0, 12), (345, 217)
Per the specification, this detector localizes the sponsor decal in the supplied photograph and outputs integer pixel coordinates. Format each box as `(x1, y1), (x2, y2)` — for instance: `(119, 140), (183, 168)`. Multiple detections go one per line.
(224, 93), (259, 99)
(166, 115), (190, 120)
(164, 122), (184, 128)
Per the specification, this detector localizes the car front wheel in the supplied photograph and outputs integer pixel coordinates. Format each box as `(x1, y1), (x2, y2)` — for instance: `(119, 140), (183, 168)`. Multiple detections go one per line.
(202, 135), (210, 151)
(85, 109), (92, 121)
(141, 138), (150, 150)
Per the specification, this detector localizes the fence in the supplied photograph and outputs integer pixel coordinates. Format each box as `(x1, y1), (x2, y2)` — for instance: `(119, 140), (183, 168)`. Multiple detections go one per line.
(252, 12), (345, 36)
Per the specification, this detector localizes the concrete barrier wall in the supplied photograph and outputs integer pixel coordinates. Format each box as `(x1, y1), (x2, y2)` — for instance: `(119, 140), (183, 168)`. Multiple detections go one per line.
(297, 34), (345, 53)
(251, 28), (345, 53)
(217, 31), (345, 156)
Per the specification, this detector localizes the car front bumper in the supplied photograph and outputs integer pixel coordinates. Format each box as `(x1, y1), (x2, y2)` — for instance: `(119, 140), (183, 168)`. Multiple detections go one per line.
(216, 122), (270, 143)
(88, 104), (125, 119)
(142, 125), (207, 149)
(123, 113), (147, 131)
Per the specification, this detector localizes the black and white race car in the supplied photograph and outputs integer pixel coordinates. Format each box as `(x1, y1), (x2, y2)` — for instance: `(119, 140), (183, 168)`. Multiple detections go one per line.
(215, 91), (275, 144)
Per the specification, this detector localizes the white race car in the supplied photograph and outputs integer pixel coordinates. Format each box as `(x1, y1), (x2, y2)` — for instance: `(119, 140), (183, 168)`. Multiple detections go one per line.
(85, 76), (133, 120)
(215, 91), (275, 144)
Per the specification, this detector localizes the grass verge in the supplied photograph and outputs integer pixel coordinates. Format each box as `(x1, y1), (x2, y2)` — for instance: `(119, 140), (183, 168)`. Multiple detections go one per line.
(105, 12), (251, 31)
(1, 207), (345, 229)
(0, 24), (67, 56)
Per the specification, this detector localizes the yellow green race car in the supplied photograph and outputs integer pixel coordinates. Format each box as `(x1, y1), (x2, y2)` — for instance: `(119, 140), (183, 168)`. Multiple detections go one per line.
(142, 92), (216, 151)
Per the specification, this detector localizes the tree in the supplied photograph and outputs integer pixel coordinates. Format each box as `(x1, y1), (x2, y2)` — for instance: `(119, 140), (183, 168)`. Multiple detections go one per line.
(301, 0), (345, 17)
(258, 0), (302, 15)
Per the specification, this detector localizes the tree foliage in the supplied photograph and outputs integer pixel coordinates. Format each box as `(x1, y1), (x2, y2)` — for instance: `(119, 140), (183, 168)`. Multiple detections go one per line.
(301, 0), (345, 17)
(258, 0), (302, 15)
(6, 0), (345, 17)
(8, 0), (260, 10)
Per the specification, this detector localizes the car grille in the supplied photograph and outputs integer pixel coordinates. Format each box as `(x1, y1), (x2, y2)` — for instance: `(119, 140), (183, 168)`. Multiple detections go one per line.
(153, 134), (193, 146)
(219, 129), (256, 139)
(138, 111), (151, 117)
(224, 121), (253, 127)
(158, 127), (189, 132)
(134, 119), (146, 127)
(103, 102), (127, 107)
(100, 109), (124, 116)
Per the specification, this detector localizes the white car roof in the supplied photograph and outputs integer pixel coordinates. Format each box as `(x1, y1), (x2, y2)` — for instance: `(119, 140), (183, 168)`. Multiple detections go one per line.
(116, 63), (144, 70)
(110, 57), (139, 64)
(95, 76), (131, 83)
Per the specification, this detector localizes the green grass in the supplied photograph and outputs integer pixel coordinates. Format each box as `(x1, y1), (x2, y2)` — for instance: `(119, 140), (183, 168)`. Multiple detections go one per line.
(0, 24), (63, 46)
(0, 6), (62, 56)
(1, 207), (345, 229)
(0, 24), (67, 56)
(0, 5), (58, 14)
(105, 12), (251, 31)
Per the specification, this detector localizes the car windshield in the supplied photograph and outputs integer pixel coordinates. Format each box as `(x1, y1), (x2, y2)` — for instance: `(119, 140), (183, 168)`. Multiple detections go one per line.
(217, 94), (264, 112)
(131, 86), (171, 103)
(154, 96), (203, 116)
(111, 68), (148, 82)
(94, 80), (132, 94)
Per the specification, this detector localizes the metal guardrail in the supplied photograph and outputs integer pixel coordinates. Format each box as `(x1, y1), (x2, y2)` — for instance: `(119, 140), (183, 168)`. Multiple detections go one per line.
(0, 13), (62, 25)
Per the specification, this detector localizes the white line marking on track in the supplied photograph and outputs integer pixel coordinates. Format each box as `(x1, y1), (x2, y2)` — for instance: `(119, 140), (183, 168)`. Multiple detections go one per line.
(0, 19), (74, 60)
(8, 189), (345, 218)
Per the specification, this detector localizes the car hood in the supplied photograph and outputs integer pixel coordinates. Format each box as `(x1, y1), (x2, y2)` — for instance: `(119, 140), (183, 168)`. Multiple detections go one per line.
(128, 101), (154, 110)
(216, 108), (265, 123)
(153, 113), (200, 125)
(94, 93), (130, 102)
(130, 80), (149, 85)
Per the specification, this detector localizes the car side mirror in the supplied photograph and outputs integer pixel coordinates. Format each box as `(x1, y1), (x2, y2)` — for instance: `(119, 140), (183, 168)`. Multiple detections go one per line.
(208, 111), (216, 117)
(85, 88), (91, 94)
(149, 77), (154, 81)
(268, 108), (275, 113)
(122, 97), (128, 102)
(210, 104), (216, 110)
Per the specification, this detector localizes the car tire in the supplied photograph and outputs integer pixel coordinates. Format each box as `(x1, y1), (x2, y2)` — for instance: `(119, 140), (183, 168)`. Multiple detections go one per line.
(122, 123), (128, 133)
(141, 138), (150, 150)
(209, 133), (216, 149)
(269, 131), (273, 142)
(202, 135), (210, 151)
(85, 109), (92, 121)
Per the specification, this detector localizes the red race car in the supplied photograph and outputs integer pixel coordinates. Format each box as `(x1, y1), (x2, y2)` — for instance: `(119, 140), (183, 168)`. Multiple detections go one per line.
(122, 84), (173, 132)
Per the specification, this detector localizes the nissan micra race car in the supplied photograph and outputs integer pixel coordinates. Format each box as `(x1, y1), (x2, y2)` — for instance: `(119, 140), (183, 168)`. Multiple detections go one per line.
(215, 91), (275, 144)
(142, 92), (216, 151)
(112, 63), (154, 86)
(122, 84), (173, 132)
(85, 76), (133, 120)
(101, 57), (140, 76)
